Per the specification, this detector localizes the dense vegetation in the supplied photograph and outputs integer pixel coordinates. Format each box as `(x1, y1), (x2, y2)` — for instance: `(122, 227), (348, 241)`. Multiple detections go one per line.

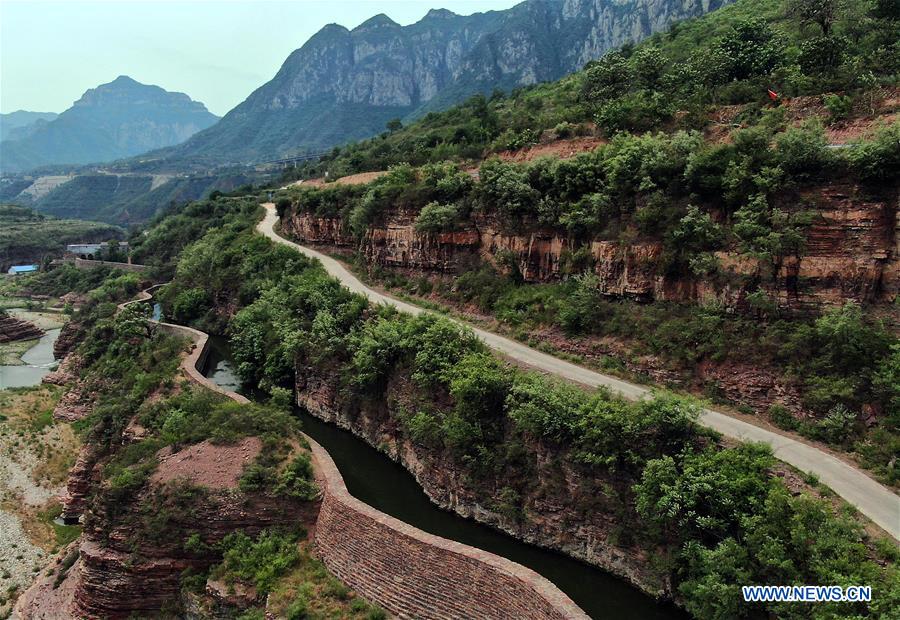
(286, 0), (899, 179)
(355, 256), (900, 484)
(276, 117), (899, 482)
(273, 0), (900, 483)
(18, 1), (896, 618)
(159, 201), (898, 620)
(127, 194), (265, 278)
(28, 257), (341, 617)
(283, 121), (897, 265)
(0, 205), (123, 270)
(209, 530), (386, 620)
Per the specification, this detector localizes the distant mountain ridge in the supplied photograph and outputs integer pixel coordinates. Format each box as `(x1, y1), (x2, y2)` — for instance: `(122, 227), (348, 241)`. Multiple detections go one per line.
(0, 111), (59, 142)
(161, 0), (732, 165)
(0, 76), (219, 173)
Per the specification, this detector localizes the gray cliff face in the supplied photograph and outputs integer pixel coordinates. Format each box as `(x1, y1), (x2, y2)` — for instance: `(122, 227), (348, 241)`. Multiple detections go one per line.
(263, 1), (730, 110)
(169, 0), (732, 164)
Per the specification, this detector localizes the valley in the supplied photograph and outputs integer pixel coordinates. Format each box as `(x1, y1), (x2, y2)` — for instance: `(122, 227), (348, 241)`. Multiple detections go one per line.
(1, 0), (898, 618)
(259, 202), (900, 540)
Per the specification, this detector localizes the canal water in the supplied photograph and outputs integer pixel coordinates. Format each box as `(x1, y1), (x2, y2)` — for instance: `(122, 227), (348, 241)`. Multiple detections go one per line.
(0, 328), (61, 390)
(202, 335), (685, 620)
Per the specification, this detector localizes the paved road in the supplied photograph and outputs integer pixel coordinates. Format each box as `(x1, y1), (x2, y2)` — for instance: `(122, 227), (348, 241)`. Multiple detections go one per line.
(259, 203), (900, 540)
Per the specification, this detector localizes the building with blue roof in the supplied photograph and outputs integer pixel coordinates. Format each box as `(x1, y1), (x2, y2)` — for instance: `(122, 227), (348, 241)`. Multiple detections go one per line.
(7, 264), (39, 275)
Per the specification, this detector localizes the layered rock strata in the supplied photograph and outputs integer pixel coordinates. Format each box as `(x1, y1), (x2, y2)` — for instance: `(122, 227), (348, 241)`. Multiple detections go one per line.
(283, 182), (898, 312)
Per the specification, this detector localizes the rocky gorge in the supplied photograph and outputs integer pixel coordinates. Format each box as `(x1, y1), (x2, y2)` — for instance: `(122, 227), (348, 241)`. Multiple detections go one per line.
(295, 366), (669, 598)
(13, 288), (593, 620)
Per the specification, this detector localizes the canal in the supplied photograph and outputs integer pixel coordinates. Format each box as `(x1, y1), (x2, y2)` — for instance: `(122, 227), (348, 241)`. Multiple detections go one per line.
(202, 335), (686, 620)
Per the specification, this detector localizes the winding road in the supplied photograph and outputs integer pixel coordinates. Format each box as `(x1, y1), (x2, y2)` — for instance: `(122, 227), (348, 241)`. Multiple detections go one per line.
(258, 203), (900, 540)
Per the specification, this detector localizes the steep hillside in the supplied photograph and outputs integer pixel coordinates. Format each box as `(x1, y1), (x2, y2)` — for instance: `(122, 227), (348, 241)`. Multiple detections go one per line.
(274, 0), (900, 485)
(290, 0), (899, 178)
(0, 76), (218, 173)
(151, 193), (898, 620)
(0, 205), (123, 270)
(158, 0), (733, 165)
(24, 171), (257, 224)
(0, 111), (59, 141)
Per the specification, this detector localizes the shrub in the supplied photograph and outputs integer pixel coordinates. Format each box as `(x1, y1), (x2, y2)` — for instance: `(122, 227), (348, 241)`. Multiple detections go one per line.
(411, 315), (481, 385)
(506, 374), (586, 441)
(447, 352), (511, 424)
(824, 93), (853, 123)
(212, 530), (299, 594)
(768, 404), (799, 430)
(848, 122), (900, 183)
(558, 273), (605, 334)
(635, 443), (775, 541)
(274, 453), (318, 500)
(798, 35), (848, 74)
(814, 403), (858, 445)
(774, 122), (833, 179)
(275, 198), (292, 218)
(404, 411), (442, 446)
(414, 202), (459, 234)
(554, 121), (574, 138)
(477, 159), (538, 219)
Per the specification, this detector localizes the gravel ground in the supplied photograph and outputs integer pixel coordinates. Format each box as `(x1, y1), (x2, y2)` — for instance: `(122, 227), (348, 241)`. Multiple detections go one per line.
(0, 385), (79, 615)
(0, 512), (45, 610)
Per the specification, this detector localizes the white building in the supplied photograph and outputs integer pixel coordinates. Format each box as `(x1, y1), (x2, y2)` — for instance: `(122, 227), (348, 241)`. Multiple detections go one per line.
(66, 242), (128, 259)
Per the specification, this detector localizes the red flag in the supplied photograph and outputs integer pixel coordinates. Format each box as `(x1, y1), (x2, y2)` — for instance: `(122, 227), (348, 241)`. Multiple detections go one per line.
(767, 89), (779, 101)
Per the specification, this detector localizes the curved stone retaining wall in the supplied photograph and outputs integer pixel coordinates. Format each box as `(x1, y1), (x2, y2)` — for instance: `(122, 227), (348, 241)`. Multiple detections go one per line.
(310, 440), (589, 620)
(131, 287), (589, 620)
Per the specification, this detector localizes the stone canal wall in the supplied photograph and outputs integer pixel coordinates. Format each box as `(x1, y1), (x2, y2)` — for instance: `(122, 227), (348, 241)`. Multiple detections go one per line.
(310, 438), (589, 620)
(136, 287), (588, 620)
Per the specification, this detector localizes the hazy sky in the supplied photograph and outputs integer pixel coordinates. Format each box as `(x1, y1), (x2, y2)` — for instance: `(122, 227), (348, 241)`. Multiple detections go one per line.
(1, 0), (521, 116)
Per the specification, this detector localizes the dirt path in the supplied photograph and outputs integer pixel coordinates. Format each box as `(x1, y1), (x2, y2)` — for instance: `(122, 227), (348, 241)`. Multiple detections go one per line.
(258, 202), (900, 540)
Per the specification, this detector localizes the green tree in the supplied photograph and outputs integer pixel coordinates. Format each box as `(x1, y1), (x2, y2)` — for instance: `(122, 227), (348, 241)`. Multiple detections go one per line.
(668, 205), (724, 268)
(785, 0), (843, 36)
(775, 122), (832, 178)
(581, 52), (631, 101)
(798, 35), (848, 74)
(709, 19), (785, 83)
(414, 202), (459, 234)
(477, 159), (538, 219)
(114, 302), (155, 341)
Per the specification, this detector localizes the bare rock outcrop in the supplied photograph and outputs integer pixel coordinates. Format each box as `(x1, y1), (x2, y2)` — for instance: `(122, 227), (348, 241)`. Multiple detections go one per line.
(68, 441), (320, 620)
(52, 320), (82, 358)
(60, 447), (101, 522)
(0, 313), (43, 343)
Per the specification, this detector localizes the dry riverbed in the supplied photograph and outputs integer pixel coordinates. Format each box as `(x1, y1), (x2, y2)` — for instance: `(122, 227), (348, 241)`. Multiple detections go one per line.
(0, 385), (80, 616)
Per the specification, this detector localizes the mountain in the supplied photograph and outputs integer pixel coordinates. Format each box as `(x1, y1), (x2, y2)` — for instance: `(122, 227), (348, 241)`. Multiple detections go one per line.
(0, 76), (219, 173)
(160, 0), (733, 165)
(0, 111), (59, 141)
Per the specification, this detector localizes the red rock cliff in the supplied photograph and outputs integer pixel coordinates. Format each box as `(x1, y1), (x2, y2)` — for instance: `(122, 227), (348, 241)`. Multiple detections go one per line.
(284, 182), (897, 311)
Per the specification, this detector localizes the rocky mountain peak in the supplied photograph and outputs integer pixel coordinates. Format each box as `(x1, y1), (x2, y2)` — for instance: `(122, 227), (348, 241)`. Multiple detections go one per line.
(1, 77), (218, 172)
(163, 0), (734, 165)
(421, 8), (459, 21)
(353, 13), (400, 32)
